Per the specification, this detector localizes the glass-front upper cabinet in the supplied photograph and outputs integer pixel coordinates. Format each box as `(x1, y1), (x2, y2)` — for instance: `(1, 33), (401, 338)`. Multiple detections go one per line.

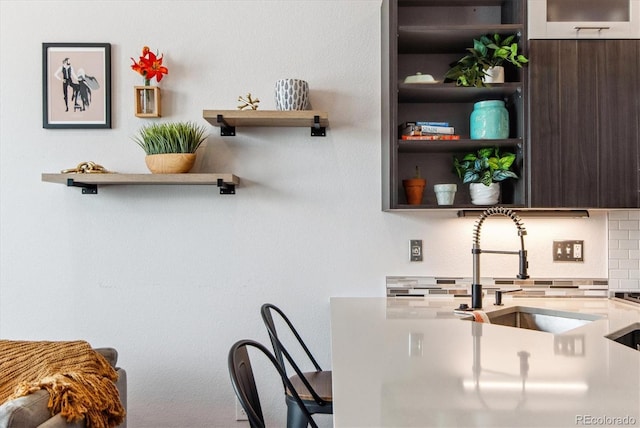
(528, 0), (640, 38)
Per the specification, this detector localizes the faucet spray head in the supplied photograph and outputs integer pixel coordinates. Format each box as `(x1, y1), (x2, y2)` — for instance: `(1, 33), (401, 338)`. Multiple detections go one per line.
(472, 207), (527, 247)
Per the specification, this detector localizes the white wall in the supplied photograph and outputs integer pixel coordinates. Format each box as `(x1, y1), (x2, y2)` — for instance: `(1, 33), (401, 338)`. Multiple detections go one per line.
(0, 1), (609, 427)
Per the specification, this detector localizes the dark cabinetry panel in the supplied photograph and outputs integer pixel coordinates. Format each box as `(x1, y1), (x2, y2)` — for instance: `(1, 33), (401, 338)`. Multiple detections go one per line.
(529, 40), (640, 208)
(597, 41), (640, 208)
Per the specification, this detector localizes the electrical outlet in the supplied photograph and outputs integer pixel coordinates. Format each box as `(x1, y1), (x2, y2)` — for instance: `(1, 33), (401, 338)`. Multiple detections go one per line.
(553, 240), (584, 262)
(573, 242), (582, 259)
(410, 239), (423, 262)
(235, 398), (248, 421)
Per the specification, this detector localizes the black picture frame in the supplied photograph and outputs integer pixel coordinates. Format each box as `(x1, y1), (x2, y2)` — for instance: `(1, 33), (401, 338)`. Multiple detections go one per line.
(42, 43), (111, 129)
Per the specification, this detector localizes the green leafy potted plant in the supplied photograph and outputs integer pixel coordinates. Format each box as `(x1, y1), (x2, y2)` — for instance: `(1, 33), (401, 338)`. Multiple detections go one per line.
(403, 166), (426, 205)
(453, 147), (518, 205)
(444, 33), (529, 87)
(133, 121), (208, 173)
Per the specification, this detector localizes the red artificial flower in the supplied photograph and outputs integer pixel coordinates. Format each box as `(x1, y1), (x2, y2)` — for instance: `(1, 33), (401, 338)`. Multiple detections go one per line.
(131, 46), (168, 84)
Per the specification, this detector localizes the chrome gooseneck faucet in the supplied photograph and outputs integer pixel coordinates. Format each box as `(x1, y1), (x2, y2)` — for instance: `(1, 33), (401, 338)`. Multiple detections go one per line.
(472, 207), (529, 309)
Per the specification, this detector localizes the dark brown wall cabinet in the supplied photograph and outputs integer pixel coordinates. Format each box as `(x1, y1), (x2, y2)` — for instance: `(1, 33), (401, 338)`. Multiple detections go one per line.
(382, 0), (527, 210)
(529, 40), (640, 208)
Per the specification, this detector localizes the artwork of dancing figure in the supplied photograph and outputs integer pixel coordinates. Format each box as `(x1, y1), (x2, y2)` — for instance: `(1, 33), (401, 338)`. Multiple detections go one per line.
(54, 59), (100, 112)
(73, 68), (100, 112)
(54, 58), (77, 112)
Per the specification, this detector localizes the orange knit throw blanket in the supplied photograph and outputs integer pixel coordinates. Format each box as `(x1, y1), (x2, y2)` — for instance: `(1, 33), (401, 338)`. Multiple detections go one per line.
(0, 340), (125, 428)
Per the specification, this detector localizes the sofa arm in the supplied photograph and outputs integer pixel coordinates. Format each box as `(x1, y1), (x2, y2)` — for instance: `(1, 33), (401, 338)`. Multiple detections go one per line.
(0, 381), (126, 428)
(115, 368), (127, 428)
(0, 390), (51, 428)
(34, 369), (126, 428)
(37, 414), (83, 428)
(0, 349), (127, 428)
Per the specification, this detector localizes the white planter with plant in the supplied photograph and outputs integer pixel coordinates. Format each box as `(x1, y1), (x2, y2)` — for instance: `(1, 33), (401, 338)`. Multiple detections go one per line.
(453, 147), (518, 205)
(483, 65), (505, 83)
(469, 182), (500, 205)
(444, 33), (528, 87)
(133, 121), (207, 174)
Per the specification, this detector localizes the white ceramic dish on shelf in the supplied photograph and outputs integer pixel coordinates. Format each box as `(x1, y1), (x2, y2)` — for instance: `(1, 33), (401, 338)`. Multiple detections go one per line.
(403, 72), (440, 84)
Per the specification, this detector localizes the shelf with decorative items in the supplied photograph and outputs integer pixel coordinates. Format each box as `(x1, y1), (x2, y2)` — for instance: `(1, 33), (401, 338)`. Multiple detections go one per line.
(382, 0), (528, 210)
(393, 142), (525, 209)
(131, 45), (168, 118)
(41, 172), (239, 195)
(203, 110), (329, 137)
(42, 120), (240, 195)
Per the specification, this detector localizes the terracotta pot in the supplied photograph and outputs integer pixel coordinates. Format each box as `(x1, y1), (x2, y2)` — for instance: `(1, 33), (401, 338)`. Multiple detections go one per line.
(403, 178), (427, 205)
(145, 153), (196, 174)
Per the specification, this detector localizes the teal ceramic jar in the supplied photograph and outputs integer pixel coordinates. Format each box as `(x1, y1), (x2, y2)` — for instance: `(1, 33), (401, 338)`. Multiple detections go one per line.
(470, 100), (509, 139)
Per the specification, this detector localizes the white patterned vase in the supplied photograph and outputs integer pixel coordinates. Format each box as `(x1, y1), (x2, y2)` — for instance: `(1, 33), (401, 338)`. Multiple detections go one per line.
(275, 79), (309, 111)
(469, 182), (500, 205)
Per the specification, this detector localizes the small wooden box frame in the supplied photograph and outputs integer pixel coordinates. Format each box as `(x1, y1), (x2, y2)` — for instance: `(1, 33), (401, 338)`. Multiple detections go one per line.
(134, 86), (161, 117)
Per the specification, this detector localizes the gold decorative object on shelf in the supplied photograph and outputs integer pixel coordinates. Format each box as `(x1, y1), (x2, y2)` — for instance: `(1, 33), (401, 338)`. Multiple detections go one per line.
(237, 93), (260, 110)
(60, 161), (113, 174)
(135, 86), (161, 117)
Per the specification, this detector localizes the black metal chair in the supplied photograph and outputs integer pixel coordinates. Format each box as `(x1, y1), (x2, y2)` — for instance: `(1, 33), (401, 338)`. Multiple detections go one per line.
(260, 303), (333, 428)
(228, 339), (318, 428)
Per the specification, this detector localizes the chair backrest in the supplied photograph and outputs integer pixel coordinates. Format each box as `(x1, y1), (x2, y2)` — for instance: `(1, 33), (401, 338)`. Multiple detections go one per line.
(228, 339), (318, 428)
(261, 303), (323, 373)
(260, 303), (327, 406)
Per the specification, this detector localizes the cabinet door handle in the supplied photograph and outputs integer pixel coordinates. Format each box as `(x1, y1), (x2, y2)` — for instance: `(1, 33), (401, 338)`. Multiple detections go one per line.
(574, 26), (611, 32)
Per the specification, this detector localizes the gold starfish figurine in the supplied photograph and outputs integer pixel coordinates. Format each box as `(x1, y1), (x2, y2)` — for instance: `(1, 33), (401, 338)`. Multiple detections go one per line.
(237, 93), (260, 110)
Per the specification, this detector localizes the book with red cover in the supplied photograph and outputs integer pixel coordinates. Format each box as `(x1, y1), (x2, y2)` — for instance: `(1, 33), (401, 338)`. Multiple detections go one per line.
(401, 125), (455, 135)
(401, 134), (461, 140)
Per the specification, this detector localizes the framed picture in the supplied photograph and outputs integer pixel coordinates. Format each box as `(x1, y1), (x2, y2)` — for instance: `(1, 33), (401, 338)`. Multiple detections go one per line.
(42, 43), (111, 129)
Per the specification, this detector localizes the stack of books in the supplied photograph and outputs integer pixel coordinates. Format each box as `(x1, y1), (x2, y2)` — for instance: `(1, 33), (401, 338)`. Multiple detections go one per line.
(400, 121), (460, 140)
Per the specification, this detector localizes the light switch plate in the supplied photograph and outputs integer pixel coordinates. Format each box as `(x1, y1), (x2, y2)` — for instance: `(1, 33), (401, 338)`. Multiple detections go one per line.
(553, 240), (584, 262)
(410, 240), (423, 262)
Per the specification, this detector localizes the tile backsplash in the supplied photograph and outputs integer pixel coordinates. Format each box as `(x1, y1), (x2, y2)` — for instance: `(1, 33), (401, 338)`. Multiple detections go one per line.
(608, 210), (640, 290)
(386, 276), (608, 298)
(388, 210), (640, 298)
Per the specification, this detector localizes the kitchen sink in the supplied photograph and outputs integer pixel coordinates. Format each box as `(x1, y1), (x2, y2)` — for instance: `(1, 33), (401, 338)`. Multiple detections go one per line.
(606, 323), (640, 351)
(464, 306), (601, 334)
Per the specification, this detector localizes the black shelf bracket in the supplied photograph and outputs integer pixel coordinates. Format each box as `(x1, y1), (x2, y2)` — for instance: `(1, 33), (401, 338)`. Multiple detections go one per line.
(217, 178), (236, 195)
(66, 178), (98, 194)
(217, 114), (236, 136)
(311, 115), (326, 137)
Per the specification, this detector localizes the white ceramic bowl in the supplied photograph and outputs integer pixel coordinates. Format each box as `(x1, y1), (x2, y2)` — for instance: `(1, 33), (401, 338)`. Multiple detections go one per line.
(404, 72), (438, 84)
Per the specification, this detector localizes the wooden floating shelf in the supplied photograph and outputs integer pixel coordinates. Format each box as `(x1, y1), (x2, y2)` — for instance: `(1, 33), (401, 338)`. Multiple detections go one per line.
(203, 109), (329, 127)
(202, 109), (329, 136)
(41, 173), (239, 195)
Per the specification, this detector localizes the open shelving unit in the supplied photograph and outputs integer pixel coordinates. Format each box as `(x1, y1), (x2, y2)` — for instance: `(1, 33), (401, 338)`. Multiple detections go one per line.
(382, 0), (527, 210)
(203, 110), (329, 137)
(41, 173), (239, 195)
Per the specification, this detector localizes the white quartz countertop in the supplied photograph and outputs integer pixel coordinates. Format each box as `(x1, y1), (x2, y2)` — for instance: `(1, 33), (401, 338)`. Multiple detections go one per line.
(330, 296), (640, 428)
